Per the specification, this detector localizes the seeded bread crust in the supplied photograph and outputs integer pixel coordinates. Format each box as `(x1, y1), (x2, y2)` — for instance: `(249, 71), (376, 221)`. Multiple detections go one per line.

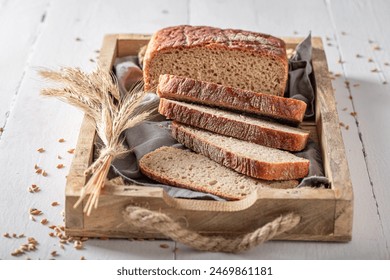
(158, 98), (309, 151)
(157, 74), (306, 123)
(171, 123), (310, 180)
(139, 146), (298, 200)
(143, 25), (288, 95)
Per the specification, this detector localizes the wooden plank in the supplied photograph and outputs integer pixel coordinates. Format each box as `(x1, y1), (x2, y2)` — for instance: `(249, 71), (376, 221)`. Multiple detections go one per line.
(326, 0), (390, 257)
(0, 0), (189, 260)
(181, 0), (387, 259)
(0, 0), (50, 134)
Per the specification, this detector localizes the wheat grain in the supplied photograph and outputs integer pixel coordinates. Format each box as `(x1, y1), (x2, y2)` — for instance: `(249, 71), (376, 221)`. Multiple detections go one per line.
(40, 66), (154, 215)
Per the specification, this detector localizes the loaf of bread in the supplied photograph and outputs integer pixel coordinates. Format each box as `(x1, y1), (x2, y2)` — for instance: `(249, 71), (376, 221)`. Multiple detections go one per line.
(157, 74), (306, 123)
(139, 146), (298, 200)
(158, 98), (309, 151)
(171, 122), (309, 180)
(143, 25), (288, 96)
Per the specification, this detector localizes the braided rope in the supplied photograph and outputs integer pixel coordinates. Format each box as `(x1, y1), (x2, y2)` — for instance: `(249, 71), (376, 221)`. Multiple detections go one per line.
(123, 206), (300, 253)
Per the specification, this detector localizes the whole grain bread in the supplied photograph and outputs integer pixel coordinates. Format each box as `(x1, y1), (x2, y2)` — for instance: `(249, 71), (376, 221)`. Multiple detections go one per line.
(143, 25), (288, 96)
(171, 123), (310, 180)
(139, 146), (298, 200)
(159, 98), (309, 151)
(157, 74), (306, 123)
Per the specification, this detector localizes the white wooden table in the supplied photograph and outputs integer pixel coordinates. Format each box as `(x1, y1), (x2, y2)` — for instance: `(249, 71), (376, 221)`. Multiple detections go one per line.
(1, 0), (389, 260)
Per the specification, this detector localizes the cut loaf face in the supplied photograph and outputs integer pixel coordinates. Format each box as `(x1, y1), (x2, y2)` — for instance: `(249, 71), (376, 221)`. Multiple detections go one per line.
(139, 146), (298, 200)
(157, 74), (307, 124)
(158, 98), (309, 151)
(143, 25), (288, 96)
(171, 122), (310, 181)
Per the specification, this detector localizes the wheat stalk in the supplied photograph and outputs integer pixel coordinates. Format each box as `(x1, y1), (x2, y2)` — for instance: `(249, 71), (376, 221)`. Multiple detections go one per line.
(39, 65), (153, 215)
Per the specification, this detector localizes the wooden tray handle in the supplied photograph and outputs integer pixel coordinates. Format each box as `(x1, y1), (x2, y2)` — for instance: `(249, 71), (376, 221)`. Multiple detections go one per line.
(123, 205), (301, 253)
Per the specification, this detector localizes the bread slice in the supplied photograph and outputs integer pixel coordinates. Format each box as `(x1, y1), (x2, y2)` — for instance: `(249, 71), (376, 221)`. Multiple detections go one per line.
(157, 74), (306, 123)
(139, 146), (298, 200)
(143, 25), (288, 96)
(171, 123), (309, 180)
(159, 98), (309, 151)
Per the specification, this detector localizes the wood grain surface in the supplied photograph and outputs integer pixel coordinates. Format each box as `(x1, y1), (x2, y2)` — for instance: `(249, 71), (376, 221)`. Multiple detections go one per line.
(0, 0), (389, 259)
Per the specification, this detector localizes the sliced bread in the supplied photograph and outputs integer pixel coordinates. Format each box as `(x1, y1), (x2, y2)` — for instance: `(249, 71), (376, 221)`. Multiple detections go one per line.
(157, 74), (306, 123)
(171, 122), (310, 180)
(159, 98), (309, 151)
(139, 146), (298, 200)
(143, 25), (288, 96)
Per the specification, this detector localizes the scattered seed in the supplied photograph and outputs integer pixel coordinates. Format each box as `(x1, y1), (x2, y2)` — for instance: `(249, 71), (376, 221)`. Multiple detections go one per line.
(57, 155), (62, 160)
(326, 36), (331, 41)
(51, 250), (58, 257)
(89, 58), (95, 63)
(80, 256), (86, 260)
(344, 80), (350, 87)
(35, 168), (43, 174)
(81, 237), (89, 242)
(383, 81), (388, 85)
(384, 62), (390, 66)
(75, 37), (82, 41)
(159, 243), (169, 249)
(368, 39), (374, 44)
(355, 54), (363, 58)
(74, 240), (83, 250)
(0, 127), (3, 133)
(42, 170), (48, 177)
(334, 73), (342, 77)
(29, 208), (43, 216)
(51, 201), (60, 207)
(371, 68), (379, 73)
(60, 244), (65, 250)
(34, 164), (39, 170)
(49, 225), (56, 230)
(18, 234), (25, 238)
(28, 184), (40, 193)
(67, 148), (75, 154)
(58, 138), (65, 143)
(350, 112), (357, 117)
(12, 233), (17, 238)
(37, 148), (45, 153)
(3, 233), (10, 238)
(341, 31), (347, 35)
(293, 30), (298, 35)
(345, 125), (350, 130)
(327, 43), (333, 47)
(95, 49), (100, 53)
(57, 164), (65, 169)
(49, 232), (55, 237)
(368, 58), (374, 63)
(40, 218), (49, 225)
(349, 95), (353, 100)
(373, 45), (381, 51)
(353, 83), (360, 87)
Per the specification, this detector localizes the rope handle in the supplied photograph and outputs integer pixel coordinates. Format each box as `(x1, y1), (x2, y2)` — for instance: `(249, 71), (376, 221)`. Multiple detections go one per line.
(123, 206), (301, 253)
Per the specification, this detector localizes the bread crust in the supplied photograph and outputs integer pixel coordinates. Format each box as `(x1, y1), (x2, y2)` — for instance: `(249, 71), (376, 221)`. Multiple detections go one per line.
(143, 25), (288, 94)
(158, 98), (309, 151)
(157, 74), (306, 123)
(171, 123), (309, 181)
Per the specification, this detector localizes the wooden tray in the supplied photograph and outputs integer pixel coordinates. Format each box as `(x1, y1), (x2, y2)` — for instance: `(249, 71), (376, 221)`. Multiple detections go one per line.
(65, 34), (353, 242)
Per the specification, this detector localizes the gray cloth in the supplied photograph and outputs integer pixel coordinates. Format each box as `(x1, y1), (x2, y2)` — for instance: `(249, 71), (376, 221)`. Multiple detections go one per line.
(110, 34), (329, 200)
(287, 33), (315, 118)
